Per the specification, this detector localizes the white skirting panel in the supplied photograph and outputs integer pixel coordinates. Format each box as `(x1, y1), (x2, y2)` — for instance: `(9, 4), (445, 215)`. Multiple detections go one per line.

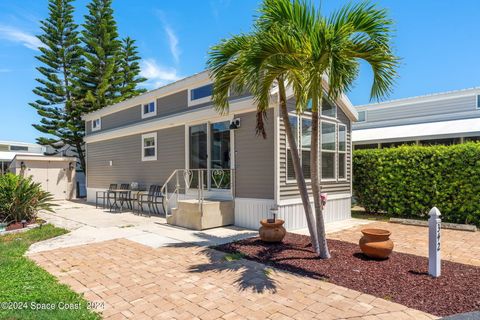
(278, 195), (351, 230)
(234, 198), (276, 230)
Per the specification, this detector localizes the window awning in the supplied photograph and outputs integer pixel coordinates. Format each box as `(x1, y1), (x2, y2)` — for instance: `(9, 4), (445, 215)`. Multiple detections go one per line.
(353, 118), (480, 143)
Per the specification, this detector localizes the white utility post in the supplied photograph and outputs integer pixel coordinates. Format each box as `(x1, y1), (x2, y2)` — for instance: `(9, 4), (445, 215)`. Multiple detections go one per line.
(428, 207), (441, 277)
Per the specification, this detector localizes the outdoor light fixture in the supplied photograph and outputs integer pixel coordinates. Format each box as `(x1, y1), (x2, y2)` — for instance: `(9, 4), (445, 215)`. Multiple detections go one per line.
(229, 118), (241, 130)
(268, 205), (279, 223)
(20, 161), (26, 171)
(21, 220), (27, 228)
(69, 162), (75, 171)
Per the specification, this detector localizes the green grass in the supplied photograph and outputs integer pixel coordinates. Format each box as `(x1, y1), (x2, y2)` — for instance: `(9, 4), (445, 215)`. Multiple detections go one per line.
(0, 225), (100, 320)
(223, 252), (246, 261)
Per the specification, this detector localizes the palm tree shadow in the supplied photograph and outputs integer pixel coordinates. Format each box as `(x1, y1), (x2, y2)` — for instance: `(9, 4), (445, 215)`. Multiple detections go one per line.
(164, 230), (277, 294)
(188, 247), (278, 294)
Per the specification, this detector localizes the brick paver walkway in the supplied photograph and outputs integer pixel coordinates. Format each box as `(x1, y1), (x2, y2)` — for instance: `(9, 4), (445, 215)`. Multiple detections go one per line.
(30, 239), (436, 320)
(328, 221), (480, 266)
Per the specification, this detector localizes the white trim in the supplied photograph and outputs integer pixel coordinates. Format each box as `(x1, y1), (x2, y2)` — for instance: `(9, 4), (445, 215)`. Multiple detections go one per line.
(187, 83), (213, 107)
(92, 118), (101, 132)
(141, 101), (157, 119)
(278, 193), (351, 206)
(320, 119), (337, 182)
(274, 103), (280, 204)
(11, 154), (76, 162)
(357, 110), (367, 122)
(141, 132), (157, 162)
(338, 124), (347, 181)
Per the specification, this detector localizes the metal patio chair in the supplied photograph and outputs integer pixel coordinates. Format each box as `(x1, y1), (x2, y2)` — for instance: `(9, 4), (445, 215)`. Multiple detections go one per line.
(96, 184), (117, 209)
(137, 185), (165, 215)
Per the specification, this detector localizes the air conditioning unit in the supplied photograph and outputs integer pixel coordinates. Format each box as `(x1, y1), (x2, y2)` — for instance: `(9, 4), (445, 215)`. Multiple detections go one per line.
(229, 118), (241, 130)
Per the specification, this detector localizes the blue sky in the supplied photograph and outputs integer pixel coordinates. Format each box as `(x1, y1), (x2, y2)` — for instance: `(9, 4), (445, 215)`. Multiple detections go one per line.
(0, 0), (479, 143)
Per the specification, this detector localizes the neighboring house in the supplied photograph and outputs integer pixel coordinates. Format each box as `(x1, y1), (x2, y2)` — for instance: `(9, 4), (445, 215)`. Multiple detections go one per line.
(0, 141), (46, 174)
(353, 87), (480, 149)
(82, 71), (357, 231)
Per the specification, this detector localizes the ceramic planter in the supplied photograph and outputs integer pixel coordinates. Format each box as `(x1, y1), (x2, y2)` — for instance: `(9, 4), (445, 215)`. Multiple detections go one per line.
(259, 219), (286, 242)
(359, 228), (394, 259)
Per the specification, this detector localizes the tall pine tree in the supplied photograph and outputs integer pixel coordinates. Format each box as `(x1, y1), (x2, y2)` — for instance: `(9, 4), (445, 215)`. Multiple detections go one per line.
(30, 0), (87, 171)
(116, 37), (147, 100)
(79, 0), (122, 111)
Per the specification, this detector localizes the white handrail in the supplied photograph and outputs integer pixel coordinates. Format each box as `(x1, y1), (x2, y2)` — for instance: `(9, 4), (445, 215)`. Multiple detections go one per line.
(161, 168), (235, 215)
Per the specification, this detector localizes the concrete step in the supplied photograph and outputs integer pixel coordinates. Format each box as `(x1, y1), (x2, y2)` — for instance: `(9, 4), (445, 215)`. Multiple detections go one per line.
(167, 199), (234, 230)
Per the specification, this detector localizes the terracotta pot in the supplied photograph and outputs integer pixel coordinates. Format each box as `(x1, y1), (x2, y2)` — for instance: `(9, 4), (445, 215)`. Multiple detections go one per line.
(359, 228), (394, 259)
(259, 219), (286, 242)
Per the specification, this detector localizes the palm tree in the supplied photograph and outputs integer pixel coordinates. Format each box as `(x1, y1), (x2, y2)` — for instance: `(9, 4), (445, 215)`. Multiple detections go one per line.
(208, 30), (321, 253)
(208, 0), (398, 258)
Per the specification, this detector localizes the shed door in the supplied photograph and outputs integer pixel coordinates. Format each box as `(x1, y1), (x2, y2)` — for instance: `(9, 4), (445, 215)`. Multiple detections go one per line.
(46, 161), (69, 199)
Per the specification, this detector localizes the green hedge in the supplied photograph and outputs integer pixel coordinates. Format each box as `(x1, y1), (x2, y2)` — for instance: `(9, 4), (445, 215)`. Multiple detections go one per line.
(353, 142), (480, 226)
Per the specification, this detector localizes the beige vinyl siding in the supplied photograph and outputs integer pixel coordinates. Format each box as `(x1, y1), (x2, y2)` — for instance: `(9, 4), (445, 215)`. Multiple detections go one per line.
(100, 104), (142, 131)
(234, 109), (275, 199)
(86, 125), (185, 188)
(279, 101), (352, 200)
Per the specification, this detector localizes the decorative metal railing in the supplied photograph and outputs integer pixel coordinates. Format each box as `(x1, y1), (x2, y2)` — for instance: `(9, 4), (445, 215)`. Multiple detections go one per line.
(161, 168), (235, 215)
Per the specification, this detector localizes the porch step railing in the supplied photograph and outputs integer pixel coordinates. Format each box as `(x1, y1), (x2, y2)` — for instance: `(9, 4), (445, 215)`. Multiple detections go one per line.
(161, 168), (235, 215)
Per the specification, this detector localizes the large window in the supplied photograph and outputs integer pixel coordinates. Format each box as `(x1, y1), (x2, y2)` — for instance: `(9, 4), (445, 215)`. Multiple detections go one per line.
(322, 99), (337, 118)
(338, 125), (347, 180)
(141, 132), (157, 161)
(191, 84), (213, 101)
(142, 101), (156, 119)
(10, 145), (28, 151)
(321, 121), (336, 180)
(286, 115), (311, 180)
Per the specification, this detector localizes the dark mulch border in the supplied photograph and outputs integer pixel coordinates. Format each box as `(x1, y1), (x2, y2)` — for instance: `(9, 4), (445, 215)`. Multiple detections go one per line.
(215, 233), (480, 317)
(6, 220), (35, 231)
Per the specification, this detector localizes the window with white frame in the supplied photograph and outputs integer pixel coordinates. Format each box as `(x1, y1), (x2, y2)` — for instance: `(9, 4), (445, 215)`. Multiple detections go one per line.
(358, 110), (366, 122)
(189, 83), (213, 106)
(322, 98), (337, 118)
(141, 132), (157, 161)
(286, 115), (312, 181)
(338, 124), (347, 179)
(321, 121), (336, 180)
(142, 101), (156, 119)
(92, 118), (101, 131)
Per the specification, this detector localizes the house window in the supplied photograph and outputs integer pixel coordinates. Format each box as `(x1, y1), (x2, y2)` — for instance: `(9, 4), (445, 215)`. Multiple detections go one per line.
(92, 118), (101, 131)
(10, 145), (28, 151)
(286, 115), (312, 181)
(477, 95), (480, 109)
(322, 98), (337, 118)
(358, 111), (366, 122)
(338, 125), (347, 179)
(321, 121), (336, 180)
(141, 132), (157, 161)
(142, 101), (156, 119)
(191, 84), (213, 100)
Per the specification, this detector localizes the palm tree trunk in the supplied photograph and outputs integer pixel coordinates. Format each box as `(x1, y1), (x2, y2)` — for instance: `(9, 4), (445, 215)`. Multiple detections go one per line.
(278, 80), (320, 253)
(311, 95), (331, 259)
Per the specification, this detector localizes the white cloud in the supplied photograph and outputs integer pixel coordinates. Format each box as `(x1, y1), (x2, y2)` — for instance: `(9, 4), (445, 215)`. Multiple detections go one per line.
(164, 25), (180, 64)
(155, 10), (181, 64)
(140, 58), (182, 89)
(0, 25), (43, 51)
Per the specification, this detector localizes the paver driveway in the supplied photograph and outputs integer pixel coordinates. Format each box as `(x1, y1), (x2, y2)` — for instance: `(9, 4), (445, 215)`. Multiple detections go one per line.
(328, 221), (480, 267)
(30, 239), (436, 320)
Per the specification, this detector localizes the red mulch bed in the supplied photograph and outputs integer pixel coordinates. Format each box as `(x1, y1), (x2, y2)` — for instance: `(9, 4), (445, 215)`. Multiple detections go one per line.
(215, 233), (480, 317)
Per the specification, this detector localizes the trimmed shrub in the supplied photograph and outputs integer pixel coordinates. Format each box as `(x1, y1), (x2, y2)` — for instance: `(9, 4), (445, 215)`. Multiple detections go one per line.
(353, 142), (480, 226)
(0, 173), (55, 224)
